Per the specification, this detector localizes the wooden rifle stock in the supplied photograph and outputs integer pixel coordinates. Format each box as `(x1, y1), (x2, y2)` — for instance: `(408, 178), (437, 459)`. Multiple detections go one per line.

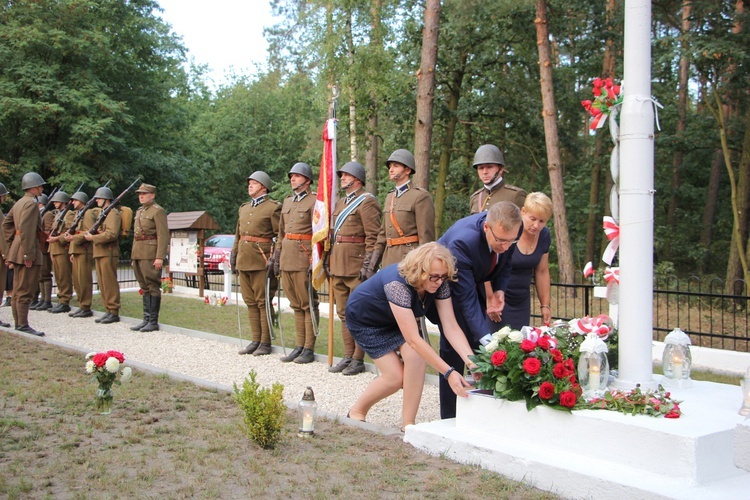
(49, 181), (84, 237)
(39, 186), (60, 218)
(88, 177), (141, 235)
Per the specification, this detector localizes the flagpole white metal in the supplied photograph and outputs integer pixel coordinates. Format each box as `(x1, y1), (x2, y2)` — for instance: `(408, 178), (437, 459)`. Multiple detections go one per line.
(612, 0), (657, 390)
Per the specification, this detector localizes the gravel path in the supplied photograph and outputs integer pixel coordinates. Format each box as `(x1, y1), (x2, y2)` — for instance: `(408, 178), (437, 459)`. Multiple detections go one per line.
(5, 299), (441, 431)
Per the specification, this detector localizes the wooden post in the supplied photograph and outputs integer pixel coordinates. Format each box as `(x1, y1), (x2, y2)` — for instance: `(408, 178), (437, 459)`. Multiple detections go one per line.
(328, 275), (334, 366)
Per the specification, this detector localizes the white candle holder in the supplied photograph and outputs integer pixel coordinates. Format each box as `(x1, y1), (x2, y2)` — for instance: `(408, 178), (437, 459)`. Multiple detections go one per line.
(578, 333), (609, 400)
(297, 386), (318, 437)
(662, 328), (693, 389)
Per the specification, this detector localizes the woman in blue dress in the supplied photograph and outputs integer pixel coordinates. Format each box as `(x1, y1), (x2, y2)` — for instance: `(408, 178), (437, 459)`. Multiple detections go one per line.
(345, 242), (477, 429)
(501, 192), (553, 329)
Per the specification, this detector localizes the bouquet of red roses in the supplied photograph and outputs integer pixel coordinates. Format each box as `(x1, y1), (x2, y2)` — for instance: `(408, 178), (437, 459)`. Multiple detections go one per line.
(581, 77), (622, 130)
(470, 326), (582, 412)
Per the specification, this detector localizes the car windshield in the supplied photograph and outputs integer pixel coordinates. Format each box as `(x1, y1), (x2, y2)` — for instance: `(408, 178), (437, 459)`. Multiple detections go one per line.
(205, 236), (234, 248)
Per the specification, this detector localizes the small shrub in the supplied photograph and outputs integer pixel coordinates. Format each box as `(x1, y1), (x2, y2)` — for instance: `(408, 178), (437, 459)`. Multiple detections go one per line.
(233, 370), (286, 449)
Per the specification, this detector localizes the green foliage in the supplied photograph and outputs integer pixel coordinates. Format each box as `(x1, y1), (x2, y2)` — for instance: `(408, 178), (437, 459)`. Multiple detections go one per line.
(0, 0), (191, 200)
(233, 370), (286, 449)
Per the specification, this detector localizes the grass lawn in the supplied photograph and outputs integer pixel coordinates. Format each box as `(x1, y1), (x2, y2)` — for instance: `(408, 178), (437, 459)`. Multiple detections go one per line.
(0, 331), (557, 499)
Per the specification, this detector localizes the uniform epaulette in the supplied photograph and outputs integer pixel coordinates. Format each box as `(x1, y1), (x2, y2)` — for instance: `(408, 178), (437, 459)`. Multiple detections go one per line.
(503, 184), (524, 193)
(240, 201), (252, 208)
(152, 203), (164, 210)
(470, 187), (484, 197)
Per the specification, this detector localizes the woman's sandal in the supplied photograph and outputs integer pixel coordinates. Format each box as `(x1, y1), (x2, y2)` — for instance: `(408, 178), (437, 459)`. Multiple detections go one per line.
(346, 411), (366, 423)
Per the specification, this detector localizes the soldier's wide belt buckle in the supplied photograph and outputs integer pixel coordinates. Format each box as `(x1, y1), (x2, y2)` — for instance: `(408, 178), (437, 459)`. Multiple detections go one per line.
(286, 233), (312, 241)
(335, 235), (365, 244)
(241, 235), (272, 243)
(387, 235), (419, 247)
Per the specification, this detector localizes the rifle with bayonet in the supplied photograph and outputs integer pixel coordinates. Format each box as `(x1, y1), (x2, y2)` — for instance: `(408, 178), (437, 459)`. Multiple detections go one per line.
(65, 180), (111, 236)
(88, 177), (141, 235)
(50, 182), (85, 237)
(39, 185), (61, 218)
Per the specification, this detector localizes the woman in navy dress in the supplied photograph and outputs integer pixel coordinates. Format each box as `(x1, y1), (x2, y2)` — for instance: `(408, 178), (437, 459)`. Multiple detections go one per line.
(346, 242), (477, 429)
(501, 192), (553, 329)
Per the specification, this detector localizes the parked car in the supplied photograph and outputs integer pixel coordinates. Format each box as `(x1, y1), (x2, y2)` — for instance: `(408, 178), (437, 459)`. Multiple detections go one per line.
(203, 234), (234, 273)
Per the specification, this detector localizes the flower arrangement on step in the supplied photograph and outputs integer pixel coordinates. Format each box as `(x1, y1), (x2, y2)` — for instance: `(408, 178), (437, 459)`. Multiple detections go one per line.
(549, 315), (619, 370)
(85, 350), (132, 414)
(470, 326), (582, 412)
(584, 384), (682, 419)
(204, 293), (229, 306)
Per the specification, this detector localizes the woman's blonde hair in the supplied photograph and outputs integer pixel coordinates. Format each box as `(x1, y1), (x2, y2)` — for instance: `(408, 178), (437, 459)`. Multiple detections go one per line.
(398, 242), (458, 288)
(523, 192), (553, 219)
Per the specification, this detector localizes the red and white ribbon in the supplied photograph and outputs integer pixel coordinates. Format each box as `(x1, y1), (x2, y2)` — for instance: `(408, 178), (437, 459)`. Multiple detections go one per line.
(604, 267), (619, 284)
(590, 112), (608, 130)
(602, 216), (619, 265)
(583, 261), (594, 279)
(571, 314), (612, 339)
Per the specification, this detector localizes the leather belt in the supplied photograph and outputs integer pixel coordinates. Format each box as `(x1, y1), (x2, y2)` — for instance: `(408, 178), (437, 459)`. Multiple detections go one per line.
(387, 235), (419, 247)
(285, 233), (312, 241)
(135, 235), (157, 241)
(335, 235), (365, 243)
(241, 235), (272, 243)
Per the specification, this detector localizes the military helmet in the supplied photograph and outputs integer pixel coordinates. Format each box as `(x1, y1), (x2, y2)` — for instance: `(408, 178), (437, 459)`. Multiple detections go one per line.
(36, 194), (49, 205)
(385, 149), (415, 173)
(338, 161), (366, 184)
(472, 144), (505, 168)
(288, 162), (313, 181)
(50, 191), (70, 204)
(0, 183), (8, 196)
(21, 172), (47, 190)
(94, 186), (114, 200)
(247, 171), (272, 191)
(71, 191), (89, 204)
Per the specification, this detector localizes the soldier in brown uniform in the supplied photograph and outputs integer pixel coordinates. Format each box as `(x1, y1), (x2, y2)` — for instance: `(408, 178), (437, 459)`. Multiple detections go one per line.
(233, 171), (281, 356)
(327, 161), (382, 375)
(47, 191), (74, 313)
(374, 149), (435, 269)
(0, 182), (11, 327)
(64, 191), (96, 318)
(84, 186), (122, 324)
(269, 162), (318, 364)
(468, 144), (527, 213)
(31, 194), (54, 311)
(130, 183), (169, 332)
(1, 172), (47, 336)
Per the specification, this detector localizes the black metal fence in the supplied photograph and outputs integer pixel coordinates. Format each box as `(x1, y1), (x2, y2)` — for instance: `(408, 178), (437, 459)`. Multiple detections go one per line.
(117, 265), (750, 354)
(530, 277), (749, 353)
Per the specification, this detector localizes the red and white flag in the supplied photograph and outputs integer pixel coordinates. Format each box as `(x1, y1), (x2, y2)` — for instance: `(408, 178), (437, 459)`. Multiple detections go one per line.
(311, 119), (337, 290)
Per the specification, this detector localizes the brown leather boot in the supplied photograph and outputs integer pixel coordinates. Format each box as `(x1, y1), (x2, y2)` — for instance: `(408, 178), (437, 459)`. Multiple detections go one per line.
(238, 341), (260, 355)
(253, 343), (272, 356)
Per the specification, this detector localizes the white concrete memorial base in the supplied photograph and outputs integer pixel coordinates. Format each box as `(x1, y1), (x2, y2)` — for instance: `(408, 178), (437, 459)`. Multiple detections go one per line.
(404, 380), (750, 499)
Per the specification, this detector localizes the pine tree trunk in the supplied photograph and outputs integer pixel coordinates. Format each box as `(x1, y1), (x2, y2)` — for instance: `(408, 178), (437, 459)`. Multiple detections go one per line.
(434, 54), (467, 235)
(665, 1), (692, 259)
(585, 0), (618, 267)
(699, 149), (723, 268)
(535, 0), (574, 284)
(365, 0), (382, 195)
(413, 0), (440, 190)
(725, 105), (750, 294)
(345, 9), (358, 162)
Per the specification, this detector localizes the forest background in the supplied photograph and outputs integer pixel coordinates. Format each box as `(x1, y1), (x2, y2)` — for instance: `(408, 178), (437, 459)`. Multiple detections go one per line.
(0, 0), (748, 291)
